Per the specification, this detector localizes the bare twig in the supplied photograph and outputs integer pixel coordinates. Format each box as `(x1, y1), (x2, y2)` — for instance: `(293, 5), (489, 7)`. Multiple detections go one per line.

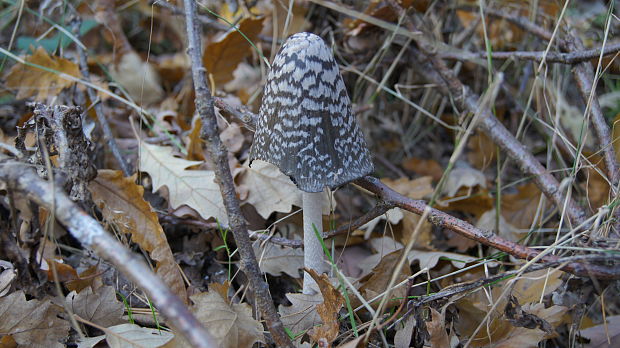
(355, 176), (619, 279)
(182, 1), (293, 346)
(0, 157), (217, 348)
(408, 46), (587, 226)
(71, 18), (131, 176)
(439, 42), (620, 64)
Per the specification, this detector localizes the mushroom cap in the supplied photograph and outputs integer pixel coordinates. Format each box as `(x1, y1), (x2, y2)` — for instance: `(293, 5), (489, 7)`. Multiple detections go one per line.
(250, 32), (373, 193)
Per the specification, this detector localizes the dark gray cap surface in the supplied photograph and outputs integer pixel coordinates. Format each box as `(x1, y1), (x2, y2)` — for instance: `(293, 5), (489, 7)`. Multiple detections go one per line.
(250, 32), (373, 193)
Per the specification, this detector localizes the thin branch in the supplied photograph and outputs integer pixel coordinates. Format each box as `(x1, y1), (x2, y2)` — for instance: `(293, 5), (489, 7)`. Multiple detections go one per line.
(182, 0), (293, 346)
(71, 18), (131, 176)
(439, 42), (620, 64)
(408, 45), (587, 226)
(355, 176), (620, 280)
(0, 157), (217, 348)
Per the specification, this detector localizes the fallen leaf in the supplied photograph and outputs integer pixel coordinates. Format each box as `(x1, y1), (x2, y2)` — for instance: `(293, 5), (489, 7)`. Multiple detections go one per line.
(190, 291), (265, 348)
(98, 323), (174, 348)
(476, 209), (523, 242)
(382, 176), (434, 199)
(4, 46), (81, 101)
(66, 285), (124, 328)
(89, 169), (187, 303)
(204, 17), (265, 87)
(402, 157), (444, 181)
(240, 160), (334, 218)
(579, 315), (620, 347)
(0, 291), (70, 348)
(279, 292), (323, 340)
(306, 269), (344, 347)
(427, 308), (450, 348)
(109, 51), (164, 105)
(394, 313), (416, 348)
(253, 240), (304, 278)
(501, 182), (546, 229)
(442, 167), (487, 197)
(468, 133), (496, 170)
(354, 249), (411, 310)
(139, 143), (228, 224)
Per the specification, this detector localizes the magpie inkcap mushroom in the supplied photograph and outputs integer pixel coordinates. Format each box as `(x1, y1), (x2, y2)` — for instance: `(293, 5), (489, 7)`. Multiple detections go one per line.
(250, 32), (373, 293)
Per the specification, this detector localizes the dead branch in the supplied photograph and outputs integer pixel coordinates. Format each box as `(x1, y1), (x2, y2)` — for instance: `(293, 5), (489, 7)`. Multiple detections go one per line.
(439, 42), (620, 64)
(0, 156), (217, 348)
(182, 1), (293, 346)
(71, 17), (131, 177)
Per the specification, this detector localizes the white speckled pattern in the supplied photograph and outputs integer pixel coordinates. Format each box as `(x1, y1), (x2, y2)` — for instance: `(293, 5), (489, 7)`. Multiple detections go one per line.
(250, 32), (373, 192)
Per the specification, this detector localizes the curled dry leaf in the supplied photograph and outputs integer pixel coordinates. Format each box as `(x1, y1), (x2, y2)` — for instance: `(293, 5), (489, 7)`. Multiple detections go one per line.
(0, 291), (70, 348)
(89, 169), (187, 303)
(306, 269), (345, 347)
(138, 143), (229, 225)
(4, 46), (81, 101)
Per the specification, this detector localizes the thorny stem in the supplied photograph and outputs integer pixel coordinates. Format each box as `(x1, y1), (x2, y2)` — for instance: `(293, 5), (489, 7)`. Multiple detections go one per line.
(182, 0), (293, 346)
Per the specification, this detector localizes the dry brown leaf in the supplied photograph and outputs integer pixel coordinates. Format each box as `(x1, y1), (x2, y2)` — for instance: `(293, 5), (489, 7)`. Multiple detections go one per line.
(108, 51), (164, 105)
(89, 169), (187, 303)
(139, 143), (229, 224)
(442, 167), (487, 197)
(427, 308), (450, 348)
(204, 17), (265, 87)
(582, 155), (610, 211)
(456, 269), (566, 347)
(66, 285), (124, 328)
(382, 176), (434, 199)
(476, 209), (522, 242)
(306, 269), (344, 347)
(279, 292), (323, 340)
(468, 133), (496, 170)
(253, 240), (304, 278)
(83, 323), (175, 348)
(0, 291), (70, 348)
(394, 313), (416, 348)
(4, 46), (81, 101)
(501, 182), (546, 229)
(240, 160), (334, 218)
(354, 249), (410, 310)
(401, 157), (444, 181)
(579, 315), (620, 347)
(190, 291), (264, 348)
(186, 116), (205, 161)
(65, 265), (103, 293)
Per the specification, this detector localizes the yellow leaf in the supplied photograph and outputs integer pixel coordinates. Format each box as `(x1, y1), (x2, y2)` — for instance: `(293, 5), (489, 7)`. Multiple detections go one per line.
(204, 17), (265, 87)
(88, 170), (188, 303)
(4, 46), (81, 101)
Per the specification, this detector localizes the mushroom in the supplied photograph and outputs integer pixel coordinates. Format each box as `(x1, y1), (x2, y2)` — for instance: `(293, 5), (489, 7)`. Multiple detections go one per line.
(250, 32), (373, 294)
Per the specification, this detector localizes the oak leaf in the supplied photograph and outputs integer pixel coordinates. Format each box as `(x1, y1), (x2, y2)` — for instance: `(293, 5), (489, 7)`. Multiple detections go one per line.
(89, 169), (187, 303)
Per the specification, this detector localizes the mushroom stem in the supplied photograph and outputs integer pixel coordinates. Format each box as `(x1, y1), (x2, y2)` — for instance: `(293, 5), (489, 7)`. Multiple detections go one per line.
(302, 190), (325, 294)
